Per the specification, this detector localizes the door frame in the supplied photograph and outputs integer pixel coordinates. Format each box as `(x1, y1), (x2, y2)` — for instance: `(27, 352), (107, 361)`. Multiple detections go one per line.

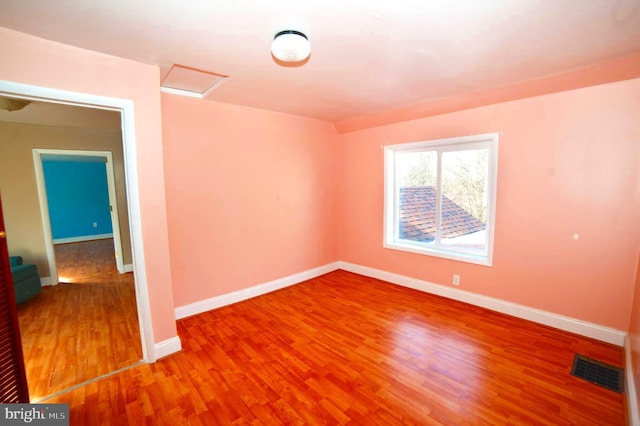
(0, 80), (156, 362)
(33, 149), (126, 280)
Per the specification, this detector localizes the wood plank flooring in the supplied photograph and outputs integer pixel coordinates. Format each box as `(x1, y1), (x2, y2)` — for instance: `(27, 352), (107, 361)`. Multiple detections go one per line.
(45, 270), (625, 425)
(55, 239), (123, 283)
(16, 239), (142, 400)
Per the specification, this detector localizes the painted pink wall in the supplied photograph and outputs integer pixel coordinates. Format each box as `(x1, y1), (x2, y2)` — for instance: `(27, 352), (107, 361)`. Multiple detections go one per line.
(629, 254), (640, 415)
(161, 94), (339, 307)
(626, 128), (640, 408)
(0, 27), (178, 343)
(338, 78), (640, 330)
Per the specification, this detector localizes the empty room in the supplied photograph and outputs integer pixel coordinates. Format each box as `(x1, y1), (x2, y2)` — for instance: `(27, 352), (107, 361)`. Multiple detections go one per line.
(0, 1), (639, 425)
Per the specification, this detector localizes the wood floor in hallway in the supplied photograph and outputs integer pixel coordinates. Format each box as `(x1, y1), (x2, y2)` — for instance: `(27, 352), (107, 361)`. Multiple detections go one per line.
(46, 270), (625, 425)
(17, 238), (142, 400)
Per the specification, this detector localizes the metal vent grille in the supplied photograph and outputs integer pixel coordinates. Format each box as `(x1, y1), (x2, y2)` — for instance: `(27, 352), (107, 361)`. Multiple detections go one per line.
(571, 354), (624, 393)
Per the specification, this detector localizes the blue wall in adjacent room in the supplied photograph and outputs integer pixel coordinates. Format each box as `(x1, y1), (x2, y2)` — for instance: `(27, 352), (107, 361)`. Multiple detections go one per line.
(42, 158), (113, 241)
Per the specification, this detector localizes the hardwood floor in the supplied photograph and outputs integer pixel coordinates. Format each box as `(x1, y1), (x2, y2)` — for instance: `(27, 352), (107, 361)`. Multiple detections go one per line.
(45, 270), (625, 425)
(17, 239), (142, 400)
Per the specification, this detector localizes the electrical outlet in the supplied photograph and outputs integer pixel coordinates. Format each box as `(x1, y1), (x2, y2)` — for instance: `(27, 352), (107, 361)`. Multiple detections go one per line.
(453, 274), (460, 286)
(93, 222), (98, 228)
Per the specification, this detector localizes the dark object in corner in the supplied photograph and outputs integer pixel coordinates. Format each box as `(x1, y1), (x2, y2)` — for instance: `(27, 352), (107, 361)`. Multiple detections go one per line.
(9, 256), (41, 304)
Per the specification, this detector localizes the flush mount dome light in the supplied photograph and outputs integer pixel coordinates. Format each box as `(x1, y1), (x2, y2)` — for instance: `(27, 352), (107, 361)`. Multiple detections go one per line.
(271, 30), (310, 62)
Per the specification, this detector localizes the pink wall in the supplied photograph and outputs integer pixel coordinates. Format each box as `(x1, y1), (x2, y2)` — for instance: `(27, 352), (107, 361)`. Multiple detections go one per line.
(629, 254), (640, 416)
(161, 94), (339, 307)
(626, 124), (640, 409)
(0, 27), (178, 343)
(338, 78), (640, 330)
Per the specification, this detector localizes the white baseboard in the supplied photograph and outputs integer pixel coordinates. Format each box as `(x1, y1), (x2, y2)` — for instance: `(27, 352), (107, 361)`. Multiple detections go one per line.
(154, 336), (182, 360)
(123, 264), (133, 273)
(175, 262), (340, 320)
(173, 259), (626, 346)
(338, 261), (627, 346)
(53, 233), (113, 244)
(626, 336), (640, 426)
(40, 276), (53, 286)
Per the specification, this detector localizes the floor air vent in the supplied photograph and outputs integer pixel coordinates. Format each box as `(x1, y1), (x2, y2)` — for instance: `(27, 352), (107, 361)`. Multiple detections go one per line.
(571, 354), (624, 393)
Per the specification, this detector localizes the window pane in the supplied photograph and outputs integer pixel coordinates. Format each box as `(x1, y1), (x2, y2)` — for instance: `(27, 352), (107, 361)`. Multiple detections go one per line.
(396, 151), (437, 243)
(440, 148), (488, 251)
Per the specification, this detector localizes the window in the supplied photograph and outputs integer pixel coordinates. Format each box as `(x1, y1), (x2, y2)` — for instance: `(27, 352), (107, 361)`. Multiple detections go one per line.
(384, 133), (498, 266)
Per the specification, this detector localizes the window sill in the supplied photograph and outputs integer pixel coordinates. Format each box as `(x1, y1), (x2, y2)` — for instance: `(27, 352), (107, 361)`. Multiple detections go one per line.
(383, 241), (493, 267)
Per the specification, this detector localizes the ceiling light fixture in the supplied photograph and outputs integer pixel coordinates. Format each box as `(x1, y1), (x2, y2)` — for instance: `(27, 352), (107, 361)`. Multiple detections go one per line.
(271, 30), (311, 63)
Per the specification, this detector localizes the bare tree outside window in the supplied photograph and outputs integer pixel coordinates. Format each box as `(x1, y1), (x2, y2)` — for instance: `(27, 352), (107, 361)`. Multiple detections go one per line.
(442, 149), (488, 223)
(399, 149), (488, 223)
(397, 151), (437, 188)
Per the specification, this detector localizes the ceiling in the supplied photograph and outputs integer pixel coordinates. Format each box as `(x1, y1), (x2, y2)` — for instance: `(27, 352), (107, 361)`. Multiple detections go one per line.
(0, 97), (121, 130)
(1, 0), (639, 123)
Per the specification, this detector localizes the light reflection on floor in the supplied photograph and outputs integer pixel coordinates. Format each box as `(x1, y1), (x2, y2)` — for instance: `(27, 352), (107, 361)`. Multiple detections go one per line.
(388, 316), (487, 419)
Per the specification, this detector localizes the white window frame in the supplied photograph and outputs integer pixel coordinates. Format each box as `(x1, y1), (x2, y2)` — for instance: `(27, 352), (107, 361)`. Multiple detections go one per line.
(383, 133), (498, 266)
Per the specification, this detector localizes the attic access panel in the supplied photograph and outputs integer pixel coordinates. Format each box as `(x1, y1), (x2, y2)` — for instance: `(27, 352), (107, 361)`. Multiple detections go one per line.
(160, 65), (227, 98)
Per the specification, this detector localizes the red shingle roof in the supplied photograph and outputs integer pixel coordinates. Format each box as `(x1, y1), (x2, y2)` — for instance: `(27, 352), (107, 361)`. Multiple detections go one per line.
(399, 186), (485, 242)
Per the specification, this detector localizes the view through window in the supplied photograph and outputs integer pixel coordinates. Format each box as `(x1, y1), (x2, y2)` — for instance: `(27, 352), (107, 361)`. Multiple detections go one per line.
(384, 133), (498, 265)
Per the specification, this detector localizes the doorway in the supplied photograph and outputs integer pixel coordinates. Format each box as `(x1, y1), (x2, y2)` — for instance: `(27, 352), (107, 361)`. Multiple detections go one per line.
(33, 149), (126, 281)
(0, 80), (157, 399)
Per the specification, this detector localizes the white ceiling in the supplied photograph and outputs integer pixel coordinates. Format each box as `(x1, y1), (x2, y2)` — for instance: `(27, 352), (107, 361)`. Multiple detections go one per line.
(1, 0), (639, 123)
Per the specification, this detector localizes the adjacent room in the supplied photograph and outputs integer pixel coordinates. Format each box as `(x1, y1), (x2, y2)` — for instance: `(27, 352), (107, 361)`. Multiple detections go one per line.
(0, 105), (142, 399)
(0, 1), (639, 424)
